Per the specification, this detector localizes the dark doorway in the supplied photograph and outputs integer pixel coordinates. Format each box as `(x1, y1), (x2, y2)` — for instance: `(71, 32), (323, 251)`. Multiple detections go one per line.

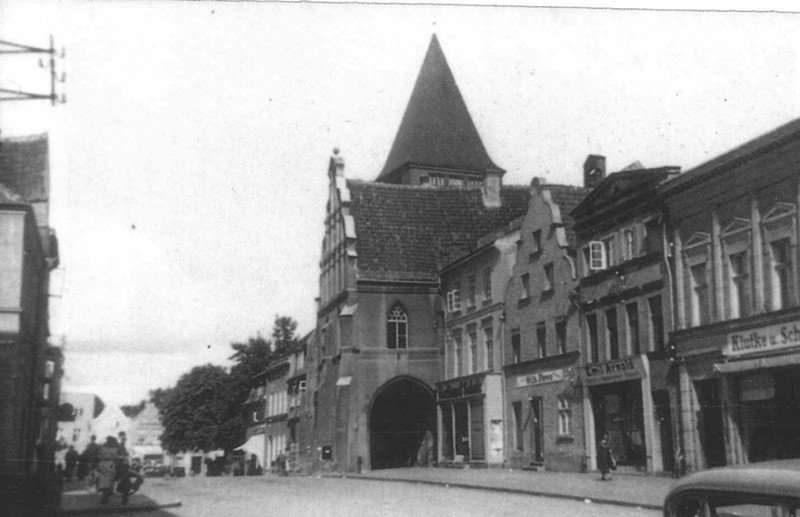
(695, 379), (726, 468)
(530, 397), (544, 464)
(369, 377), (436, 470)
(653, 390), (675, 472)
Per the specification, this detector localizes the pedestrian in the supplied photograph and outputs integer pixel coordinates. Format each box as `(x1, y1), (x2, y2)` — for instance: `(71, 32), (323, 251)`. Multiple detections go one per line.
(115, 432), (135, 505)
(80, 435), (101, 484)
(597, 433), (616, 481)
(65, 445), (79, 481)
(97, 436), (120, 505)
(276, 450), (287, 476)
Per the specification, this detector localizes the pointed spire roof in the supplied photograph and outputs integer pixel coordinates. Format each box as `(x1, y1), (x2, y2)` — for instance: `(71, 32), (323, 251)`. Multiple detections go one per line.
(376, 35), (502, 182)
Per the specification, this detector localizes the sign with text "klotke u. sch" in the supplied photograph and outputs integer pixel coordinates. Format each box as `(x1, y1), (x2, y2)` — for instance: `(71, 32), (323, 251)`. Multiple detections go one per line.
(725, 321), (800, 357)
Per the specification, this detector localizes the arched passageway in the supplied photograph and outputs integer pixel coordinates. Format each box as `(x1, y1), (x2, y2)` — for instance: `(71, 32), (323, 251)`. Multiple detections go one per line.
(369, 377), (436, 470)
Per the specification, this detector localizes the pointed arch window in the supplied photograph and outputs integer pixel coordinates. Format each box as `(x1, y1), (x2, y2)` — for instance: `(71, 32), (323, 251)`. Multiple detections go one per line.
(387, 305), (408, 349)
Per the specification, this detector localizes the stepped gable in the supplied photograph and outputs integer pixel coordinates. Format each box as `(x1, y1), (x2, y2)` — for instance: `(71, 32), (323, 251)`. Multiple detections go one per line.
(547, 184), (591, 247)
(376, 35), (502, 182)
(0, 133), (49, 202)
(347, 180), (529, 282)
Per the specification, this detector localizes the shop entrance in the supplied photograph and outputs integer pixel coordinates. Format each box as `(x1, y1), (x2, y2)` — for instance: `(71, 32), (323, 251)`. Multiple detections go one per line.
(591, 381), (646, 467)
(739, 368), (800, 462)
(369, 377), (435, 470)
(695, 379), (726, 468)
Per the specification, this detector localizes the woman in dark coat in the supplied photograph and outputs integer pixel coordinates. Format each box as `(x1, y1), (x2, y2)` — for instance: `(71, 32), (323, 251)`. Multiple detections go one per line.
(597, 433), (615, 481)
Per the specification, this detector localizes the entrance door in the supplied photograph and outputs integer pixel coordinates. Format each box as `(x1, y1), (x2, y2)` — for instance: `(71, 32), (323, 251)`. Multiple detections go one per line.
(530, 397), (544, 464)
(470, 401), (485, 460)
(653, 390), (675, 473)
(695, 379), (726, 468)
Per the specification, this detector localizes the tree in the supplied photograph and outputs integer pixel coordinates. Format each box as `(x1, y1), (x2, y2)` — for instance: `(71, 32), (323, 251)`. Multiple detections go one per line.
(149, 387), (173, 411)
(120, 400), (146, 418)
(271, 315), (298, 356)
(158, 364), (244, 454)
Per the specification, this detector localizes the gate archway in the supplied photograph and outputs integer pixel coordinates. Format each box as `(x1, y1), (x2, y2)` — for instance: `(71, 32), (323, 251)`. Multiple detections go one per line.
(369, 376), (436, 470)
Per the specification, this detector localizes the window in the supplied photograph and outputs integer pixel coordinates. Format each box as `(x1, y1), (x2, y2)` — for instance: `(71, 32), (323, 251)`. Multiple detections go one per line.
(467, 275), (477, 309)
(770, 238), (793, 310)
(536, 323), (547, 359)
(520, 273), (530, 300)
(587, 241), (606, 271)
(648, 295), (664, 352)
(728, 251), (749, 319)
(73, 428), (80, 443)
(622, 228), (636, 261)
(531, 230), (542, 253)
(387, 305), (408, 349)
(555, 319), (567, 355)
(468, 329), (478, 373)
(511, 329), (521, 364)
(299, 380), (307, 392)
(557, 396), (571, 436)
(482, 268), (492, 303)
(606, 307), (619, 360)
(626, 302), (640, 355)
(690, 263), (710, 326)
(447, 284), (461, 312)
(483, 326), (494, 370)
(587, 313), (599, 363)
(512, 401), (524, 451)
(419, 176), (429, 186)
(602, 236), (617, 268)
(453, 333), (463, 377)
(543, 263), (554, 292)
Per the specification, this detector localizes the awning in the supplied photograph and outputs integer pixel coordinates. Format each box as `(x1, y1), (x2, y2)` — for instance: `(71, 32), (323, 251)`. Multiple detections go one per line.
(714, 350), (800, 373)
(234, 435), (264, 466)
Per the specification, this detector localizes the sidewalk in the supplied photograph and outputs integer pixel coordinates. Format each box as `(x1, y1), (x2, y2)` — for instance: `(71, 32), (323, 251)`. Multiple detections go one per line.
(323, 466), (675, 510)
(59, 479), (182, 516)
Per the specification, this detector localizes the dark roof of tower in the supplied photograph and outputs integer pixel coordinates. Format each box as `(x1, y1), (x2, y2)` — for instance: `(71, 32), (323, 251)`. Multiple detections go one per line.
(347, 180), (530, 282)
(376, 35), (502, 182)
(0, 133), (49, 202)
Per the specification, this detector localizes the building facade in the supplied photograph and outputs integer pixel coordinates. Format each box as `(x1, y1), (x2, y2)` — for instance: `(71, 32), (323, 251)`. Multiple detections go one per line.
(572, 156), (680, 474)
(503, 179), (589, 472)
(663, 117), (800, 472)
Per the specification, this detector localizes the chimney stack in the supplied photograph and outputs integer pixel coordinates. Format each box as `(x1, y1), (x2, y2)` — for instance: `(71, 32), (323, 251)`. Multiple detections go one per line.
(583, 154), (606, 189)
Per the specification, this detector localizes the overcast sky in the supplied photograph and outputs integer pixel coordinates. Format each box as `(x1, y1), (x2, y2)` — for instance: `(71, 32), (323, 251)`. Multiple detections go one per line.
(2, 1), (799, 407)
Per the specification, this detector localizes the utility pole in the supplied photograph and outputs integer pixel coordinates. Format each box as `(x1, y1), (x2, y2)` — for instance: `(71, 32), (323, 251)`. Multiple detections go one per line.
(0, 35), (66, 104)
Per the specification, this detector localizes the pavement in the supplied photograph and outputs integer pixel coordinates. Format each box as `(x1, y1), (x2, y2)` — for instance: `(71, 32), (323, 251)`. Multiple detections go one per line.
(323, 466), (675, 511)
(59, 478), (182, 516)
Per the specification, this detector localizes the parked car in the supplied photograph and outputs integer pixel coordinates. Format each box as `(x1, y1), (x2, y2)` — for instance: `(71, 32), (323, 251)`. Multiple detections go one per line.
(664, 459), (800, 517)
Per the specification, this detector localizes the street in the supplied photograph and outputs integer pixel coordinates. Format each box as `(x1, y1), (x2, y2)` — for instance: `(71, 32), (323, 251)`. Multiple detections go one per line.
(90, 475), (662, 517)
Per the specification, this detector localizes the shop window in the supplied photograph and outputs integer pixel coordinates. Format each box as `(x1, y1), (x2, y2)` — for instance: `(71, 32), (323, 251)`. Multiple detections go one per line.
(770, 238), (793, 310)
(626, 302), (640, 355)
(468, 329), (478, 374)
(648, 295), (665, 353)
(467, 275), (477, 309)
(728, 251), (750, 319)
(606, 307), (619, 360)
(586, 313), (599, 363)
(536, 323), (547, 359)
(482, 268), (492, 304)
(511, 329), (521, 364)
(512, 401), (524, 451)
(690, 262), (710, 326)
(386, 304), (408, 349)
(543, 263), (554, 292)
(622, 227), (636, 261)
(483, 326), (494, 370)
(557, 396), (571, 436)
(555, 319), (566, 355)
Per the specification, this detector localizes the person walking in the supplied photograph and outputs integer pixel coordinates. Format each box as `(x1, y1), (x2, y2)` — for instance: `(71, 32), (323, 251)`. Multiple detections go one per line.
(597, 433), (616, 481)
(97, 437), (120, 505)
(80, 435), (101, 485)
(64, 446), (79, 481)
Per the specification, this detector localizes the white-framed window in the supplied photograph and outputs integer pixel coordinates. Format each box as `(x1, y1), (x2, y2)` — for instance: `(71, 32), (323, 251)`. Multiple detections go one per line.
(299, 380), (307, 392)
(557, 396), (571, 436)
(483, 326), (494, 370)
(690, 262), (710, 326)
(728, 251), (750, 319)
(387, 304), (408, 349)
(587, 241), (606, 271)
(543, 263), (554, 292)
(622, 227), (636, 261)
(762, 202), (797, 311)
(447, 287), (462, 312)
(770, 238), (793, 310)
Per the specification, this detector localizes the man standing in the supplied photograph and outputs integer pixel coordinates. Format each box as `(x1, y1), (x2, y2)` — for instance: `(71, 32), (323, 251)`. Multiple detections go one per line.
(597, 433), (615, 481)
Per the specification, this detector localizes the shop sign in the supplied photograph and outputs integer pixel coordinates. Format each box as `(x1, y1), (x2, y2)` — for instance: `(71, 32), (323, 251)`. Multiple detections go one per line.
(516, 368), (565, 388)
(724, 321), (800, 357)
(583, 356), (645, 385)
(437, 378), (483, 400)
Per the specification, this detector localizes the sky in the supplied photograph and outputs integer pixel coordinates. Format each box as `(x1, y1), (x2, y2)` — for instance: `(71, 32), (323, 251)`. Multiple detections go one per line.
(1, 0), (799, 408)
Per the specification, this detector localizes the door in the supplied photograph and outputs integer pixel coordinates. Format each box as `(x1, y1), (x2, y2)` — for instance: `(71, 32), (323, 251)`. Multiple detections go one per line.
(469, 401), (485, 460)
(530, 397), (544, 463)
(653, 390), (675, 473)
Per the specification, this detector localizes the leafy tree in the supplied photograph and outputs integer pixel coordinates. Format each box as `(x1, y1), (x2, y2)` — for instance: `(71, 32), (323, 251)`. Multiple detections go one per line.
(271, 315), (298, 356)
(149, 387), (173, 411)
(158, 364), (244, 454)
(229, 334), (272, 387)
(120, 400), (146, 418)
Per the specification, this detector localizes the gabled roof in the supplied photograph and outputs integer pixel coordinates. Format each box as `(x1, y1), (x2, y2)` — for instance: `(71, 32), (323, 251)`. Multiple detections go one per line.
(546, 184), (591, 247)
(0, 133), (49, 202)
(662, 116), (800, 194)
(347, 181), (529, 282)
(376, 35), (502, 182)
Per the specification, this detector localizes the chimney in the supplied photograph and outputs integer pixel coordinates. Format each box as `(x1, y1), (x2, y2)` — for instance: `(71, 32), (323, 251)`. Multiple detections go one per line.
(583, 154), (606, 189)
(482, 169), (502, 208)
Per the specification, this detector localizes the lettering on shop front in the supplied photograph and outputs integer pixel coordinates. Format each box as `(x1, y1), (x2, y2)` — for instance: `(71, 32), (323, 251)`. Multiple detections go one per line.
(726, 321), (800, 357)
(437, 379), (483, 400)
(516, 369), (564, 388)
(583, 357), (644, 385)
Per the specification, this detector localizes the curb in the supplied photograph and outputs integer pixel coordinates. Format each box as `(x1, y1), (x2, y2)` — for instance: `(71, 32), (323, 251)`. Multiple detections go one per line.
(321, 474), (663, 511)
(60, 501), (182, 516)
